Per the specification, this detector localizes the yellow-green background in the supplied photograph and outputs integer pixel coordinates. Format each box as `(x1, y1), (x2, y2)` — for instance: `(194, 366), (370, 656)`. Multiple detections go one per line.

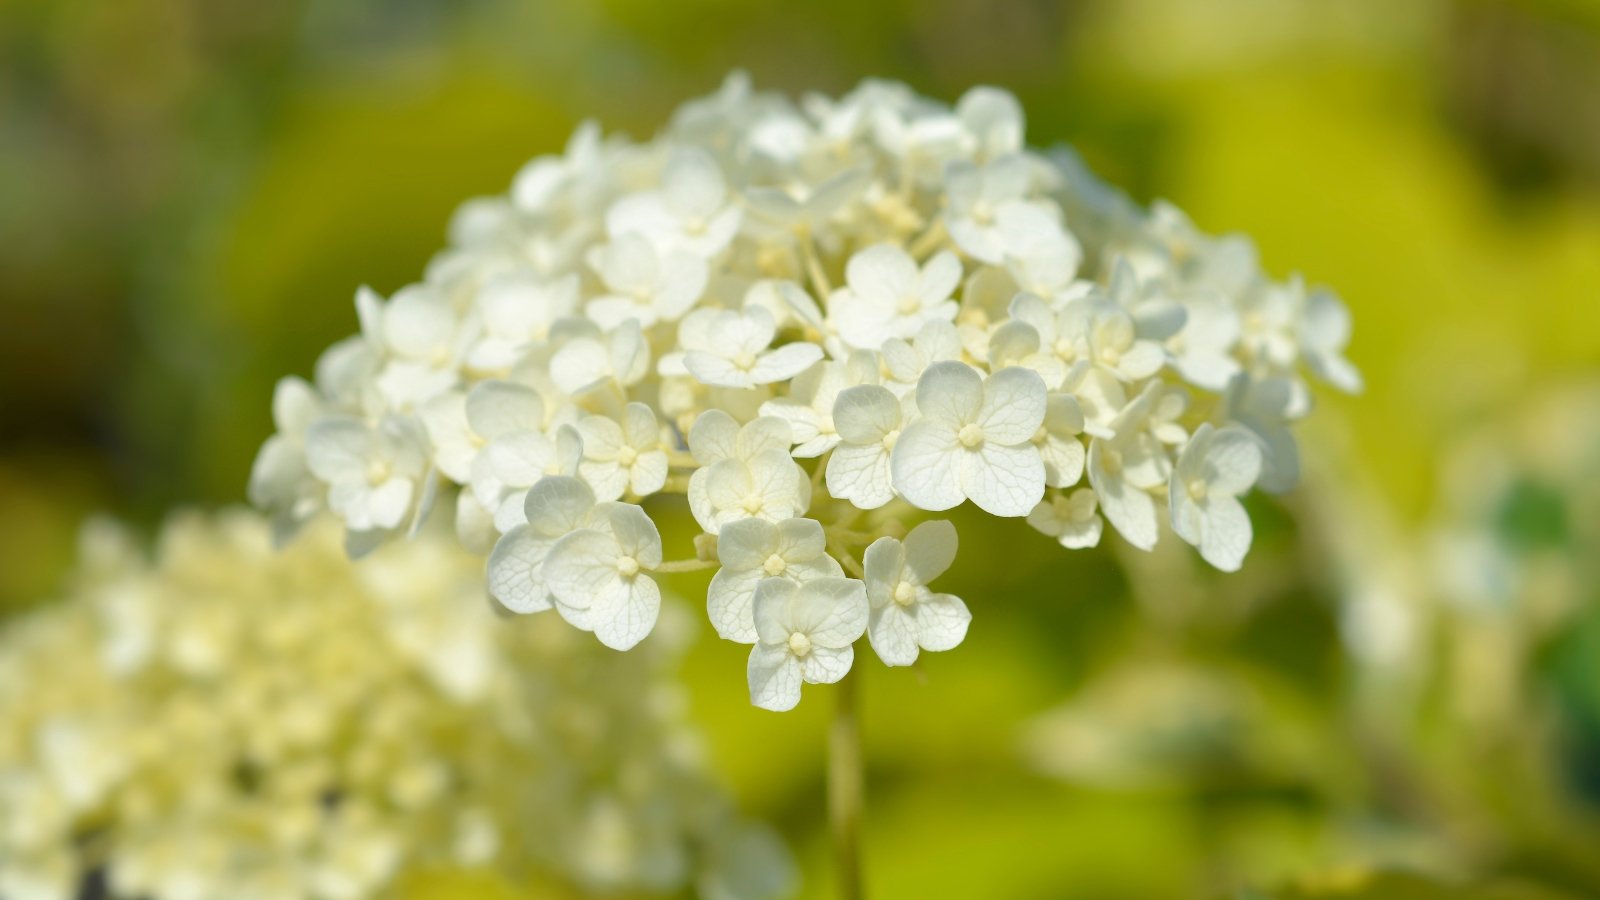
(3, 0), (1599, 897)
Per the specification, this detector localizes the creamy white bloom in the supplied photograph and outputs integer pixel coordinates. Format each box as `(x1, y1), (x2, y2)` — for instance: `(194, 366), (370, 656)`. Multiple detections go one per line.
(586, 234), (708, 329)
(879, 318), (963, 398)
(549, 318), (651, 395)
(1169, 423), (1263, 572)
(862, 520), (970, 666)
(607, 147), (743, 258)
(945, 154), (1040, 264)
(357, 285), (472, 410)
(828, 244), (961, 350)
(544, 501), (664, 649)
(680, 306), (822, 389)
(252, 75), (1359, 705)
(708, 517), (844, 642)
(305, 415), (432, 542)
(747, 577), (868, 711)
(466, 271), (580, 372)
(1085, 383), (1168, 551)
(686, 412), (811, 534)
(576, 403), (671, 501)
(891, 362), (1047, 516)
(1027, 487), (1104, 549)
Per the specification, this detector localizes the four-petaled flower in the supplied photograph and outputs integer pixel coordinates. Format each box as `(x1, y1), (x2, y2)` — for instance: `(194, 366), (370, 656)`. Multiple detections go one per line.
(891, 362), (1047, 516)
(862, 521), (970, 667)
(747, 577), (868, 712)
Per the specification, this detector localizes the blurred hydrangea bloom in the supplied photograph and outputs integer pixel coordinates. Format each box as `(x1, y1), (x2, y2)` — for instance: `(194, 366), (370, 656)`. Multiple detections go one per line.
(0, 512), (791, 900)
(252, 74), (1358, 710)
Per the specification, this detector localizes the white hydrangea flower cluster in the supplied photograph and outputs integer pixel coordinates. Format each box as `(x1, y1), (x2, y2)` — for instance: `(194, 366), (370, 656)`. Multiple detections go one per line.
(252, 74), (1358, 712)
(0, 512), (791, 900)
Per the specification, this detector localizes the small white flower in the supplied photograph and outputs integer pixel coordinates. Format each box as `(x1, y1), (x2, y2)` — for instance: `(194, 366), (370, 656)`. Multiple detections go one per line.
(890, 362), (1047, 516)
(945, 154), (1039, 263)
(994, 204), (1080, 296)
(1222, 374), (1301, 494)
(465, 271), (579, 373)
(607, 147), (743, 258)
(708, 518), (843, 642)
(825, 384), (907, 510)
(544, 501), (665, 650)
(1167, 291), (1241, 391)
(1299, 287), (1361, 393)
(472, 407), (584, 534)
(1034, 393), (1087, 488)
(686, 412), (811, 534)
(681, 306), (822, 389)
(1026, 488), (1103, 549)
(586, 234), (708, 329)
(862, 520), (970, 667)
(747, 576), (867, 712)
(249, 376), (327, 543)
(486, 476), (598, 615)
(759, 353), (877, 457)
(357, 285), (472, 410)
(879, 319), (962, 398)
(549, 318), (651, 396)
(1085, 383), (1170, 551)
(828, 244), (961, 350)
(305, 415), (434, 540)
(575, 402), (671, 501)
(1169, 423), (1263, 571)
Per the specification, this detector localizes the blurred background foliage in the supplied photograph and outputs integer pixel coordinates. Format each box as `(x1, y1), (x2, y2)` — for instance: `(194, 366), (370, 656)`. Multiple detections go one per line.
(2, 0), (1599, 897)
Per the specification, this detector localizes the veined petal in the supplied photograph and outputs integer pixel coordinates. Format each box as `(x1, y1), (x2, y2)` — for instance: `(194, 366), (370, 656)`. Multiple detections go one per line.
(487, 525), (556, 614)
(748, 644), (802, 712)
(902, 520), (957, 584)
(890, 420), (963, 511)
(978, 367), (1047, 444)
(962, 443), (1045, 517)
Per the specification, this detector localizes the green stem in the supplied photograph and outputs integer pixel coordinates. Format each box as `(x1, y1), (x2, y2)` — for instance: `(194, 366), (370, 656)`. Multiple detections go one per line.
(829, 669), (865, 900)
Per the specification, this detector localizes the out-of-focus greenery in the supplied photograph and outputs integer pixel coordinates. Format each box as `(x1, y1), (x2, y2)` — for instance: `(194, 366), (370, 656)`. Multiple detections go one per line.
(3, 1), (1599, 898)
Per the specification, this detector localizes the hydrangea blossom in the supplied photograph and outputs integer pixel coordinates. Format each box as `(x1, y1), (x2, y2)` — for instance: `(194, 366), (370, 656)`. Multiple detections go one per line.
(252, 74), (1359, 711)
(0, 513), (791, 900)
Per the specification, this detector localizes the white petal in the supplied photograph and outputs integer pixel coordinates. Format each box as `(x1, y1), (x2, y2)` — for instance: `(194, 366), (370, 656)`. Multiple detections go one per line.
(827, 444), (894, 510)
(305, 417), (373, 481)
(750, 343), (825, 384)
(466, 381), (543, 440)
(600, 502), (662, 567)
(868, 604), (919, 667)
(1206, 426), (1265, 496)
(889, 420), (963, 511)
(902, 519), (957, 584)
(689, 409), (739, 465)
(752, 577), (800, 644)
(1088, 441), (1157, 550)
(978, 367), (1047, 444)
(523, 475), (596, 537)
(589, 571), (661, 650)
(846, 244), (918, 302)
(707, 567), (763, 643)
(962, 443), (1045, 517)
(1199, 495), (1252, 572)
(914, 592), (971, 652)
(789, 577), (868, 648)
(543, 529), (619, 611)
(914, 361), (982, 425)
(747, 643), (803, 712)
(797, 645), (855, 685)
(487, 525), (555, 614)
(832, 385), (899, 444)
